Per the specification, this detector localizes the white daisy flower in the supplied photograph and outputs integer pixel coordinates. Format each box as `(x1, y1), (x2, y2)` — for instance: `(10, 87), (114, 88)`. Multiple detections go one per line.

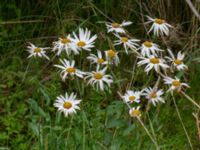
(146, 16), (172, 36)
(52, 35), (78, 55)
(138, 41), (163, 57)
(114, 34), (140, 54)
(87, 50), (108, 68)
(27, 43), (50, 60)
(129, 106), (141, 117)
(122, 90), (141, 103)
(143, 87), (164, 106)
(105, 49), (120, 66)
(54, 59), (85, 81)
(137, 55), (169, 74)
(165, 49), (188, 71)
(71, 28), (97, 52)
(106, 20), (132, 33)
(54, 92), (81, 117)
(163, 76), (189, 92)
(85, 67), (113, 91)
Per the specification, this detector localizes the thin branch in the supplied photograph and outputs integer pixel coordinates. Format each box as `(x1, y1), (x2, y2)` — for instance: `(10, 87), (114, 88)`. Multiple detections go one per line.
(180, 91), (200, 109)
(137, 117), (160, 150)
(0, 20), (45, 25)
(192, 112), (200, 142)
(185, 0), (200, 21)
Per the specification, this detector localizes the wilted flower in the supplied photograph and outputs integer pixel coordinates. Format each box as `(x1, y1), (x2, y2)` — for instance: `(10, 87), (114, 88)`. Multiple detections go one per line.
(52, 34), (77, 55)
(138, 41), (163, 57)
(137, 55), (169, 74)
(165, 49), (188, 71)
(146, 16), (172, 36)
(105, 49), (120, 66)
(106, 20), (132, 33)
(143, 87), (165, 106)
(87, 50), (107, 68)
(129, 106), (141, 117)
(163, 76), (189, 92)
(54, 59), (85, 81)
(27, 43), (50, 60)
(114, 34), (140, 54)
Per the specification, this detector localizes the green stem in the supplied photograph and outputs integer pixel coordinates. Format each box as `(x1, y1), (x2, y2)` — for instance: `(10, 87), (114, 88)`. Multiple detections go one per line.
(137, 117), (160, 150)
(171, 94), (193, 150)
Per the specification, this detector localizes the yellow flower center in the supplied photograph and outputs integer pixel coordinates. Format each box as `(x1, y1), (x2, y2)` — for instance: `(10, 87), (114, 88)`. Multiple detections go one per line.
(150, 58), (160, 64)
(172, 80), (181, 87)
(66, 67), (76, 73)
(111, 23), (120, 28)
(63, 101), (72, 109)
(150, 92), (157, 98)
(77, 41), (86, 47)
(61, 38), (71, 44)
(131, 109), (141, 117)
(94, 72), (103, 80)
(121, 37), (129, 43)
(34, 48), (41, 53)
(97, 58), (105, 64)
(143, 41), (152, 47)
(107, 50), (116, 58)
(129, 96), (136, 101)
(155, 18), (165, 24)
(174, 59), (182, 65)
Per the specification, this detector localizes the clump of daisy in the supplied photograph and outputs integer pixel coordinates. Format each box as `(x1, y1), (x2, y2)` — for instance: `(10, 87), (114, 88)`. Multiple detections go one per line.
(143, 87), (164, 106)
(138, 41), (163, 57)
(71, 28), (97, 52)
(129, 106), (141, 117)
(27, 43), (50, 60)
(54, 92), (81, 117)
(52, 34), (77, 55)
(106, 20), (132, 33)
(122, 90), (141, 103)
(137, 55), (169, 74)
(146, 16), (172, 36)
(85, 67), (113, 91)
(87, 50), (107, 69)
(165, 49), (188, 71)
(54, 59), (85, 81)
(163, 76), (189, 92)
(114, 34), (140, 54)
(105, 49), (120, 66)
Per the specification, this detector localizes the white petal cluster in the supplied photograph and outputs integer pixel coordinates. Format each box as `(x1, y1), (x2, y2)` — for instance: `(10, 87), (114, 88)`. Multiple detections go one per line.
(122, 90), (141, 103)
(138, 41), (163, 57)
(166, 49), (188, 71)
(71, 28), (97, 52)
(85, 67), (113, 91)
(54, 59), (85, 81)
(54, 92), (81, 117)
(106, 21), (132, 33)
(163, 76), (189, 92)
(143, 87), (165, 106)
(137, 56), (169, 74)
(27, 14), (192, 119)
(52, 35), (76, 55)
(114, 34), (140, 54)
(27, 43), (50, 60)
(146, 16), (172, 36)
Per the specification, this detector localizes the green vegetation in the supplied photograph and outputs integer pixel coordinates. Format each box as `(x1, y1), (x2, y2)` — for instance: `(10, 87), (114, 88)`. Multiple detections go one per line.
(0, 0), (200, 149)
